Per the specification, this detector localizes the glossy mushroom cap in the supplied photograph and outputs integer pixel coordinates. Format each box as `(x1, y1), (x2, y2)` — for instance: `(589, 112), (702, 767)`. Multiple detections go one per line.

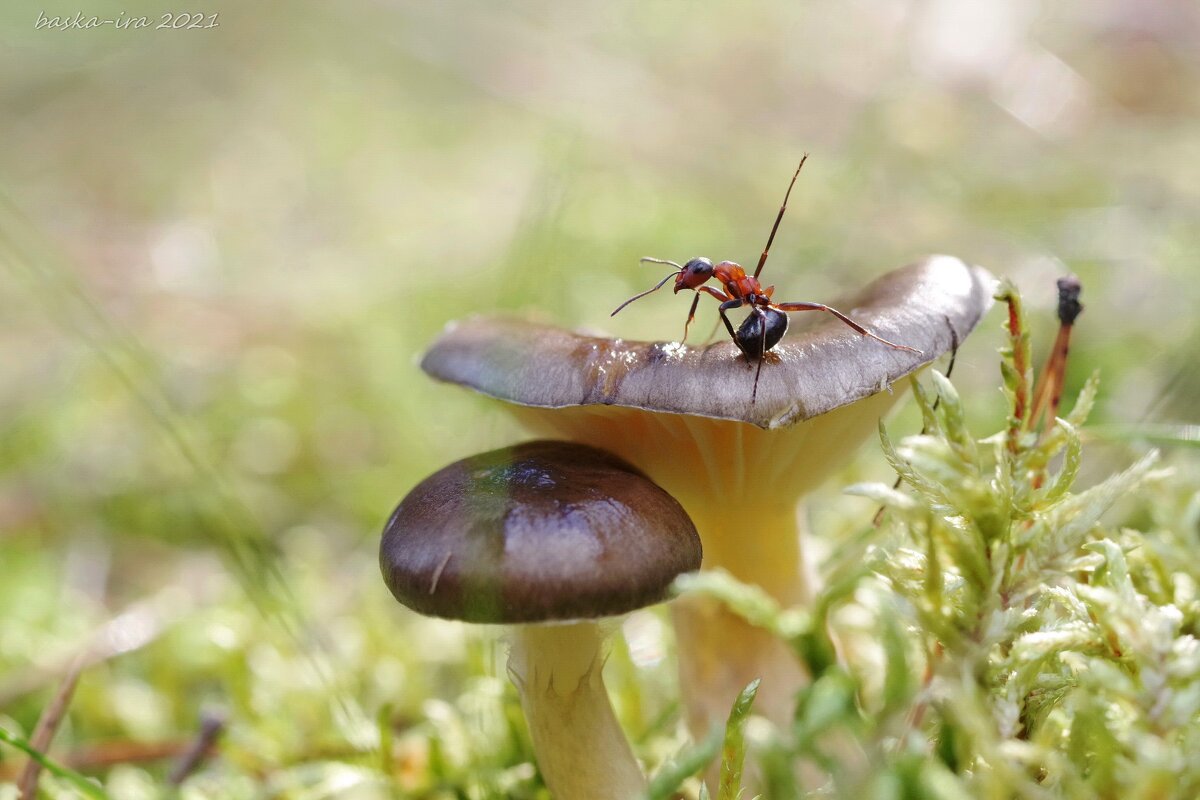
(421, 256), (993, 429)
(380, 441), (701, 624)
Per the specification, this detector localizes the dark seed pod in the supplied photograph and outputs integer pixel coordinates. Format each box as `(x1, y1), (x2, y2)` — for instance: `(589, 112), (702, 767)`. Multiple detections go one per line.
(1056, 275), (1083, 325)
(734, 308), (789, 359)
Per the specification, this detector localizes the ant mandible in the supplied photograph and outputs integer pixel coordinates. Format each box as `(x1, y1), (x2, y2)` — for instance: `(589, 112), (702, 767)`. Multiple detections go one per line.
(611, 155), (920, 402)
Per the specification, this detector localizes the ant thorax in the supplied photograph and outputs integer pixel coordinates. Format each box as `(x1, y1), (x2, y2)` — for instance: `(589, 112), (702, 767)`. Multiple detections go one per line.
(711, 261), (746, 284)
(716, 265), (763, 302)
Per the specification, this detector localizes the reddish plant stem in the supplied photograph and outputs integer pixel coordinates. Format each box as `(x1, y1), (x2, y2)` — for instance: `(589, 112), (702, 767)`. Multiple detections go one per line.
(1005, 296), (1030, 454)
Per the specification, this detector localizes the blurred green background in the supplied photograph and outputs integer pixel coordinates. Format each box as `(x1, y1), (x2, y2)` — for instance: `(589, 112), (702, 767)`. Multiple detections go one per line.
(2, 0), (1198, 794)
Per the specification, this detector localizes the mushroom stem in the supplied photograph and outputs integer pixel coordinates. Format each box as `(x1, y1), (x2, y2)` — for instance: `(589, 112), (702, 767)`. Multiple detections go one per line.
(670, 501), (811, 734)
(507, 622), (646, 800)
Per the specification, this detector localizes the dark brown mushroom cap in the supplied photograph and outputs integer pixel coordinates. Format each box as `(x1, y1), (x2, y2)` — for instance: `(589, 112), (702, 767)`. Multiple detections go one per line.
(380, 441), (701, 624)
(422, 256), (994, 429)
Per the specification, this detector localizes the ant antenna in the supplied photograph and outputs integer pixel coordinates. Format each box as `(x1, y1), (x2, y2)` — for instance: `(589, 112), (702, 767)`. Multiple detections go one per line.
(611, 270), (680, 317)
(753, 154), (808, 279)
(640, 257), (683, 269)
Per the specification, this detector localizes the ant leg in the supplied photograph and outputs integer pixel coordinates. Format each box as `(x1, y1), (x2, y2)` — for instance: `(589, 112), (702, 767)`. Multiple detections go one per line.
(681, 292), (701, 342)
(717, 298), (744, 344)
(753, 154), (808, 279)
(679, 286), (736, 343)
(752, 307), (768, 403)
(698, 285), (733, 303)
(774, 301), (921, 353)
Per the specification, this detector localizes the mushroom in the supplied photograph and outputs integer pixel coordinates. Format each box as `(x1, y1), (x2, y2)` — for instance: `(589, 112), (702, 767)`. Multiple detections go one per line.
(419, 255), (994, 737)
(380, 440), (701, 800)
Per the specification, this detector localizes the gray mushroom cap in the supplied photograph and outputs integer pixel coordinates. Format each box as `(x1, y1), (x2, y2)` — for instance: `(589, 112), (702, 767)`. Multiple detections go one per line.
(380, 441), (701, 624)
(421, 255), (994, 429)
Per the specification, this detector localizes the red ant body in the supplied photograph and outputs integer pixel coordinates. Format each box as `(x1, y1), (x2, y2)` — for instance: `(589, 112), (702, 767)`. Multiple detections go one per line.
(612, 155), (919, 402)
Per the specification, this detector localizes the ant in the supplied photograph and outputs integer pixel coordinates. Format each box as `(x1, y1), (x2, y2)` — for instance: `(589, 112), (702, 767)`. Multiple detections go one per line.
(611, 155), (919, 402)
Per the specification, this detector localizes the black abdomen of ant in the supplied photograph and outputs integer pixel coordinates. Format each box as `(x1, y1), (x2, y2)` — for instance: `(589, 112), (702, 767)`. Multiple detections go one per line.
(735, 308), (789, 360)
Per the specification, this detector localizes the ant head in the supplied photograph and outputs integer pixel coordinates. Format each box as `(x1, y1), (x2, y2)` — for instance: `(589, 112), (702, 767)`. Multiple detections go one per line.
(674, 257), (714, 293)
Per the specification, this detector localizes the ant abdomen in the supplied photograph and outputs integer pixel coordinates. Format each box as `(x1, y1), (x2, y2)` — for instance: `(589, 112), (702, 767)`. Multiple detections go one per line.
(735, 308), (789, 359)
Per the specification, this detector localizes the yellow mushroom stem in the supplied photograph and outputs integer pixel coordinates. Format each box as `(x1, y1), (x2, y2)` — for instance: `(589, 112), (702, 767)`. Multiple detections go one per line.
(512, 385), (906, 735)
(507, 621), (645, 800)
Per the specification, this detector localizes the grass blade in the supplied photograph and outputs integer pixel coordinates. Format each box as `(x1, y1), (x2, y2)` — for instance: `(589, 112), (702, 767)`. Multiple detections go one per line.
(0, 726), (110, 800)
(718, 678), (761, 800)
